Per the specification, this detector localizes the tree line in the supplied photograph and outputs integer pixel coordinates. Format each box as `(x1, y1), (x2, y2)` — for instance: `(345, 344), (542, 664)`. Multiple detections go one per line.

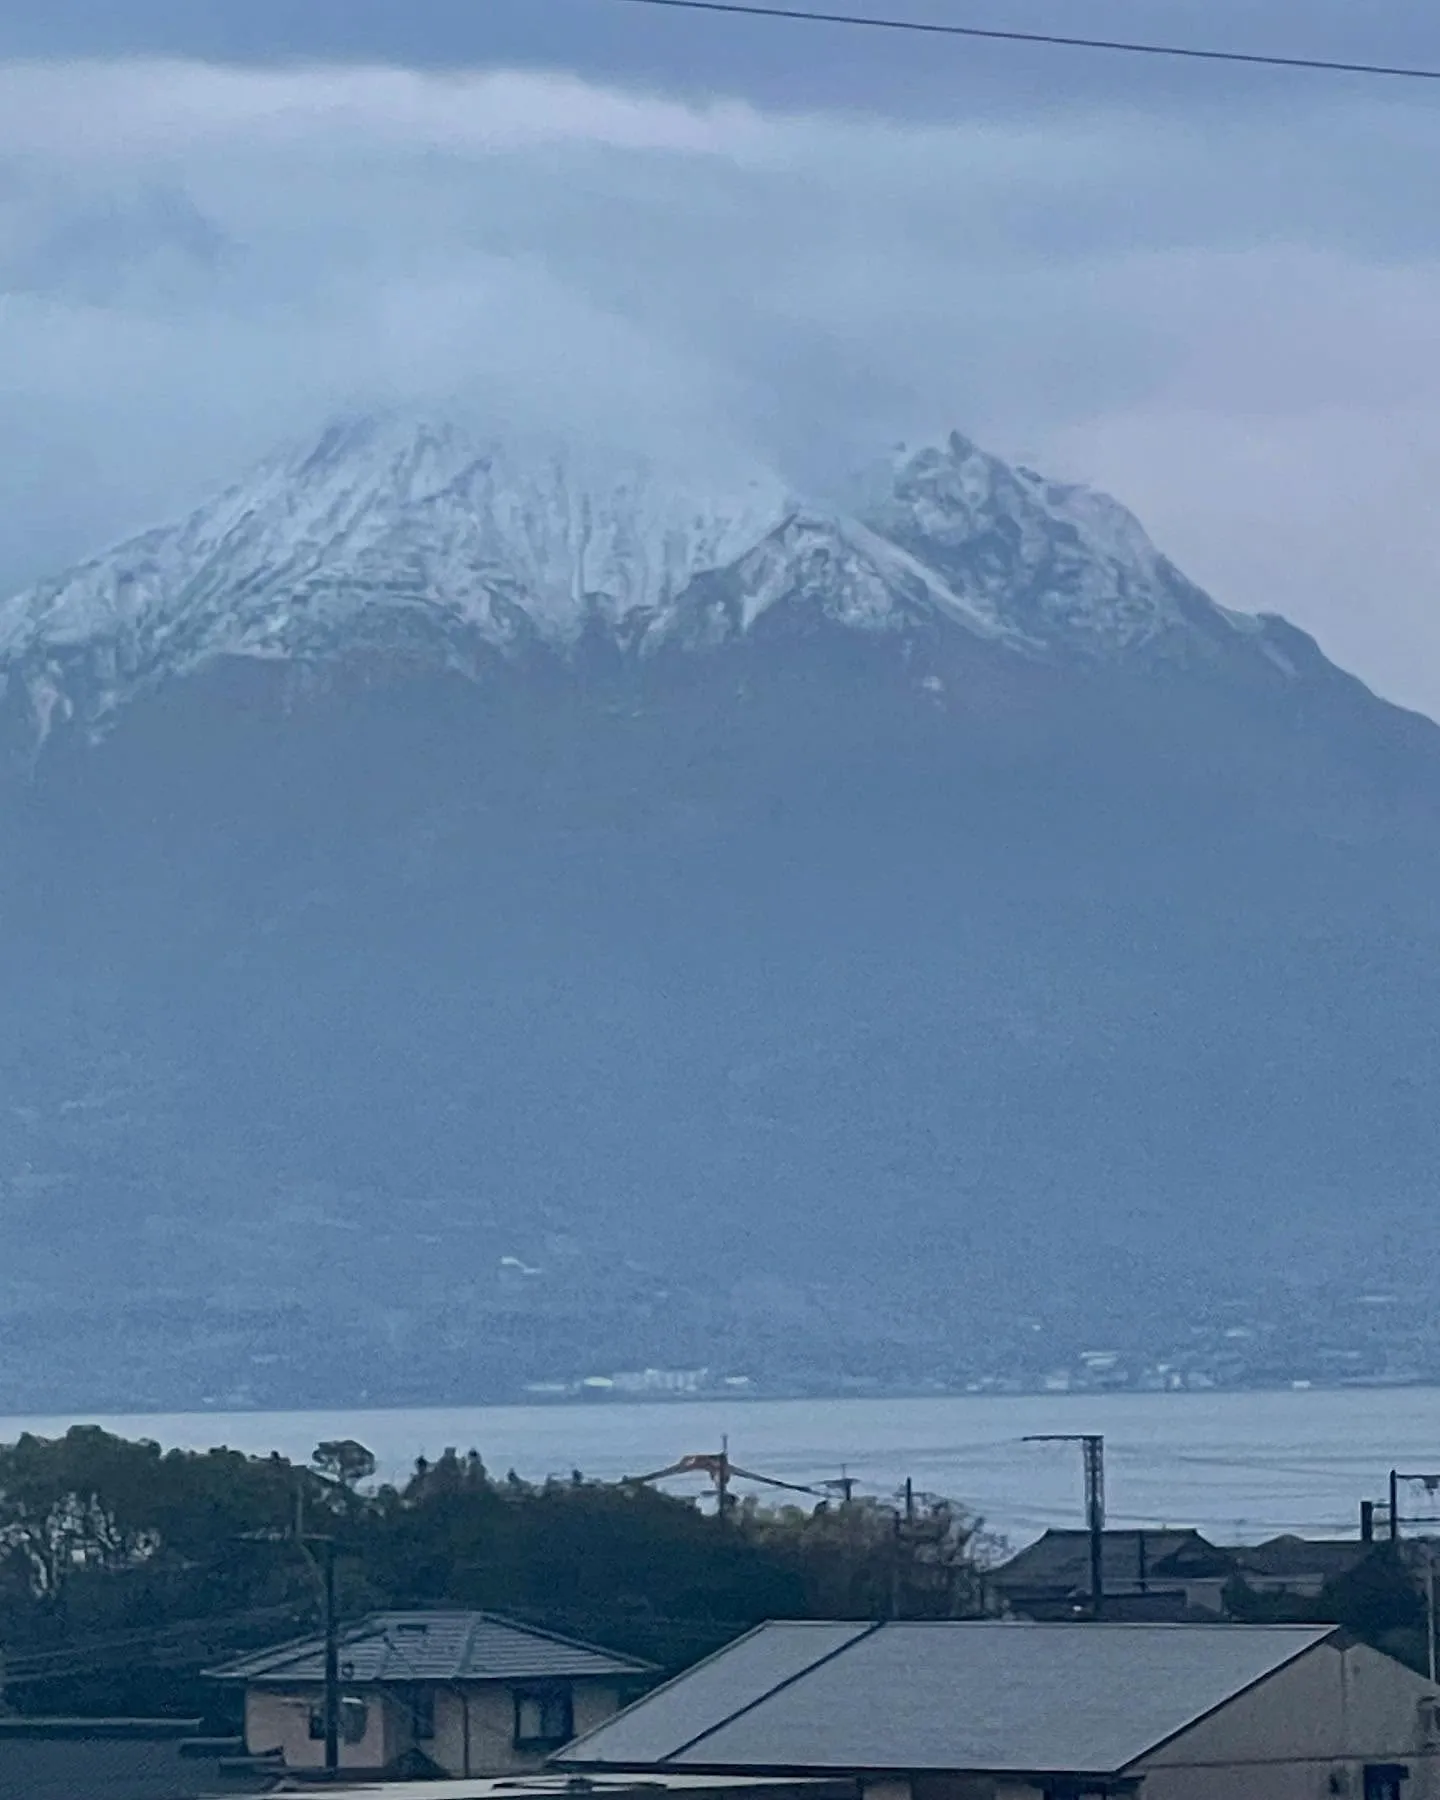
(2, 1427), (1431, 1726)
(0, 1428), (993, 1721)
(1222, 1553), (1433, 1674)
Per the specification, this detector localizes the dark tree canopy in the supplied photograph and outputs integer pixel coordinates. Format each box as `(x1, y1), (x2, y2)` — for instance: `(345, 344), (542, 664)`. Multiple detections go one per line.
(0, 1430), (993, 1720)
(312, 1440), (378, 1490)
(6, 1428), (1428, 1726)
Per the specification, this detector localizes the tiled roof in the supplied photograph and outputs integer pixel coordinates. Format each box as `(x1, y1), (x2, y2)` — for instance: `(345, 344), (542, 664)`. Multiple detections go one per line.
(559, 1620), (1337, 1778)
(1230, 1536), (1377, 1581)
(1013, 1592), (1223, 1625)
(990, 1529), (1230, 1594)
(208, 1611), (653, 1686)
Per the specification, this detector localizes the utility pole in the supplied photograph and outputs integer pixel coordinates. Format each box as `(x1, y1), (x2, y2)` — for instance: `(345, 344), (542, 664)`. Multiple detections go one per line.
(1082, 1435), (1105, 1619)
(887, 1478), (918, 1621)
(1025, 1434), (1106, 1619)
(1381, 1471), (1440, 1680)
(304, 1535), (340, 1777)
(1388, 1470), (1440, 1542)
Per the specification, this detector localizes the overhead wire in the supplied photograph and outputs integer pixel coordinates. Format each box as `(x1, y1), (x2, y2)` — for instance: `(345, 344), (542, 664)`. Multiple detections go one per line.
(608, 0), (1440, 84)
(0, 1602), (312, 1683)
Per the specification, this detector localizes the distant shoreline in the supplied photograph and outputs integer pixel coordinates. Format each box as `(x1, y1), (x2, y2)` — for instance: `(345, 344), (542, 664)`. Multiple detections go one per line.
(4, 1386), (1435, 1544)
(2, 1374), (1437, 1427)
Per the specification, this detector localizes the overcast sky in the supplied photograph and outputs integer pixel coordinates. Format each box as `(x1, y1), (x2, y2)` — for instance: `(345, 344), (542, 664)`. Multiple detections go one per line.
(3, 1), (1440, 712)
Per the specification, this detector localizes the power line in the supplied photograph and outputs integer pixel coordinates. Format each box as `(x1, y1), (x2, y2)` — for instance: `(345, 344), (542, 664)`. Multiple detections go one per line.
(610, 0), (1440, 85)
(0, 1603), (310, 1684)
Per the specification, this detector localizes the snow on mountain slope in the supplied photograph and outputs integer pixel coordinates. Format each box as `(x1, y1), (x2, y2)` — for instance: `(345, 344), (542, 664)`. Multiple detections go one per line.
(861, 432), (1232, 654)
(0, 417), (792, 723)
(0, 413), (1306, 736)
(664, 508), (1030, 649)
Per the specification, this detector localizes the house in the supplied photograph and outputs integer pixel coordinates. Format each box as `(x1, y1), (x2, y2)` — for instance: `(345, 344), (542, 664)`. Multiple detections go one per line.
(1227, 1535), (1384, 1601)
(556, 1618), (1440, 1799)
(207, 1610), (653, 1779)
(993, 1527), (1395, 1622)
(988, 1530), (1233, 1620)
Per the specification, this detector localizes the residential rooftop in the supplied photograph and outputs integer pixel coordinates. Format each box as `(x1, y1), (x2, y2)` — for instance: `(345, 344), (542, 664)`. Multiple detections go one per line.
(209, 1611), (653, 1687)
(558, 1620), (1339, 1778)
(990, 1529), (1231, 1595)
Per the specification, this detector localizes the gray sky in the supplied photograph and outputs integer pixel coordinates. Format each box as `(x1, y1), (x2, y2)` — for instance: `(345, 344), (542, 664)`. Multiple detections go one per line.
(3, 1), (1440, 713)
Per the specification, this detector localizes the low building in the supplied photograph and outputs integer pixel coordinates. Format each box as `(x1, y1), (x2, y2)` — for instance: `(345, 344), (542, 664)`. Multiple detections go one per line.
(208, 1610), (653, 1779)
(1228, 1534), (1383, 1601)
(988, 1530), (1234, 1620)
(992, 1527), (1393, 1622)
(557, 1618), (1440, 1799)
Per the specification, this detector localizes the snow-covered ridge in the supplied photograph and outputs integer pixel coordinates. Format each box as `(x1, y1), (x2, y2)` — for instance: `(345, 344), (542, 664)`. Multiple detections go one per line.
(0, 414), (1282, 728)
(0, 416), (792, 663)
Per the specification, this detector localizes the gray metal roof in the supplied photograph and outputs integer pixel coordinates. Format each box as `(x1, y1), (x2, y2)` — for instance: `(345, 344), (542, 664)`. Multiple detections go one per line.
(293, 1776), (851, 1800)
(555, 1625), (871, 1768)
(209, 1612), (653, 1686)
(560, 1621), (1337, 1778)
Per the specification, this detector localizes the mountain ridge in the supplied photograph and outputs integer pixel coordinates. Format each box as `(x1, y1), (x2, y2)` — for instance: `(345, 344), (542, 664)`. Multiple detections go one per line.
(0, 415), (1365, 754)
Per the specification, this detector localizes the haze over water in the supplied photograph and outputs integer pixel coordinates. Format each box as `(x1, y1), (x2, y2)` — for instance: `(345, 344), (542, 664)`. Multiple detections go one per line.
(4, 1388), (1438, 1547)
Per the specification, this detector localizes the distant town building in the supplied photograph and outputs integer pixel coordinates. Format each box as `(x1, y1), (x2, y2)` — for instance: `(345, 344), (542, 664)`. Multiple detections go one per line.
(609, 1369), (712, 1396)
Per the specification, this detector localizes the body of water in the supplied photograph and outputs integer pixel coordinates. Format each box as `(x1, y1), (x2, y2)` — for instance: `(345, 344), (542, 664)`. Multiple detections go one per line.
(3, 1388), (1438, 1546)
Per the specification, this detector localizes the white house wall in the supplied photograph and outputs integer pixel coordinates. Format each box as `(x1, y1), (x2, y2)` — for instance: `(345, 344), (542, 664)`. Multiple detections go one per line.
(430, 1684), (624, 1774)
(244, 1687), (399, 1771)
(246, 1681), (631, 1777)
(1137, 1641), (1440, 1800)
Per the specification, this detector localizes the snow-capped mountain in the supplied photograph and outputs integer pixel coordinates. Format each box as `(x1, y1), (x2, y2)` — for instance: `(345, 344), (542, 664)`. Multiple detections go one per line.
(0, 415), (1315, 743)
(3, 409), (1437, 1411)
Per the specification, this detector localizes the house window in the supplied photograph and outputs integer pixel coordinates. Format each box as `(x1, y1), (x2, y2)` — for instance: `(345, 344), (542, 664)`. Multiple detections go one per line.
(307, 1698), (369, 1745)
(1364, 1766), (1409, 1800)
(513, 1684), (574, 1750)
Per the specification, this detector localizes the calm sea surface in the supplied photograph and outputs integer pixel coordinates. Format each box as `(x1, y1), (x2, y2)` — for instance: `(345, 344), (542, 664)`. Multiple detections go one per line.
(3, 1388), (1438, 1546)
